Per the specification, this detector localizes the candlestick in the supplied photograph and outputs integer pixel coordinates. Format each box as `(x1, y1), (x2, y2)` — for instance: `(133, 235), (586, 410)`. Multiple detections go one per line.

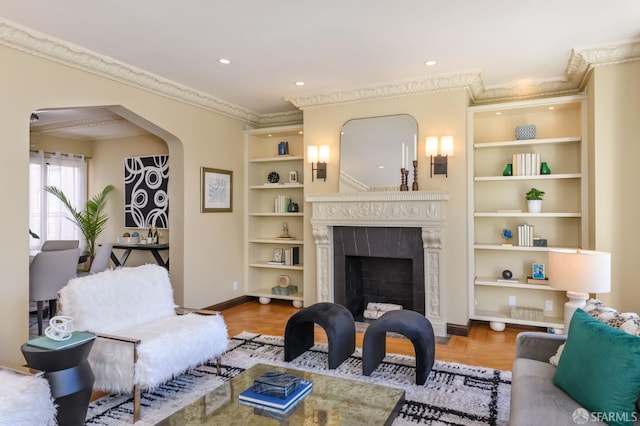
(400, 168), (409, 191)
(412, 160), (419, 191)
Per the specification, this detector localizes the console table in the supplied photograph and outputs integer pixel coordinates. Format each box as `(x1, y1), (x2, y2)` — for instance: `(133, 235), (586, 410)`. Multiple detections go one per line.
(111, 243), (170, 269)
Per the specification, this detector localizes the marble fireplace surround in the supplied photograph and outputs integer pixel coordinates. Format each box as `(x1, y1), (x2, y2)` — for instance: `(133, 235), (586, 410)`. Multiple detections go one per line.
(306, 192), (449, 336)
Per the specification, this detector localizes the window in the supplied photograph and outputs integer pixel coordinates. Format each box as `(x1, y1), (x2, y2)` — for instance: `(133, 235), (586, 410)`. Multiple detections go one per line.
(29, 151), (87, 251)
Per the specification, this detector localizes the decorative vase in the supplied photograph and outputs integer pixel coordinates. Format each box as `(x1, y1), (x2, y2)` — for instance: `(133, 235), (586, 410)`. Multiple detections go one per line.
(527, 200), (542, 213)
(540, 162), (551, 175)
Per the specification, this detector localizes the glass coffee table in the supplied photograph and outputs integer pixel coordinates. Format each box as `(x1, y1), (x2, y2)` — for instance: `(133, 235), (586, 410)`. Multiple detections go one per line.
(157, 363), (405, 425)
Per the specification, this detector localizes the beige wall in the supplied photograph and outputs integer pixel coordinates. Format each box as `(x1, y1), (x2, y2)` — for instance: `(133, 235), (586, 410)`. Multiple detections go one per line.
(1, 45), (246, 363)
(301, 89), (470, 326)
(589, 61), (640, 312)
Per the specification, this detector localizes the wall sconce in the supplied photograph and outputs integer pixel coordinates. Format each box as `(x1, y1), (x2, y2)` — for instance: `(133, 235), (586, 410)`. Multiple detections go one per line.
(425, 136), (453, 177)
(308, 145), (329, 181)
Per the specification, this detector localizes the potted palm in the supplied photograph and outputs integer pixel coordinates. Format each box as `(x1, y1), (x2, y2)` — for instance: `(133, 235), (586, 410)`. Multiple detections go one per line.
(525, 188), (545, 213)
(44, 184), (115, 266)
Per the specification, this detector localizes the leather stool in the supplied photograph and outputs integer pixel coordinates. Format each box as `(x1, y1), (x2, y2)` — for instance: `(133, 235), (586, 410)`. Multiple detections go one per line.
(284, 302), (355, 369)
(362, 309), (435, 384)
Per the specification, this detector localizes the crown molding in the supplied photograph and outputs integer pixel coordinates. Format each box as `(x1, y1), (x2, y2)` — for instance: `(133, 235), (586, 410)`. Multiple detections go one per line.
(0, 19), (299, 127)
(285, 71), (483, 109)
(2, 18), (638, 121)
(286, 39), (640, 109)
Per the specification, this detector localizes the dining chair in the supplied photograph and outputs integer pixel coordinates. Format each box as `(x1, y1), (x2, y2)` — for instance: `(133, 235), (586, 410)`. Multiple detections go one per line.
(78, 242), (113, 276)
(29, 248), (81, 335)
(40, 240), (79, 251)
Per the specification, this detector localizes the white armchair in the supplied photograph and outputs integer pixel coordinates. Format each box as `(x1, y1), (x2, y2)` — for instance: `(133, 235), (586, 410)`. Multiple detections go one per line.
(58, 264), (228, 422)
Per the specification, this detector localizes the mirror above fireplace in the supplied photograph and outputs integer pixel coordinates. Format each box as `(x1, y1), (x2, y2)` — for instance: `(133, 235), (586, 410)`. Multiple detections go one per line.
(339, 114), (418, 192)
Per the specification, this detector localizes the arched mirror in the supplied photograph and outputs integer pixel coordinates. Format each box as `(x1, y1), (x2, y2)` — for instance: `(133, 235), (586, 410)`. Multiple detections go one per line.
(339, 114), (418, 192)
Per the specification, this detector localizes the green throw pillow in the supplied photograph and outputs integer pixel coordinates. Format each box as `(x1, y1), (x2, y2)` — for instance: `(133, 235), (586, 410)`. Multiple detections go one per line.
(554, 308), (640, 426)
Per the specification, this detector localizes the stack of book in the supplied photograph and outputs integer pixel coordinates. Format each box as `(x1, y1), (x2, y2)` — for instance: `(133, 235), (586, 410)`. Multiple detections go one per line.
(512, 152), (542, 176)
(517, 224), (535, 247)
(239, 371), (312, 417)
(273, 195), (290, 213)
(284, 247), (300, 265)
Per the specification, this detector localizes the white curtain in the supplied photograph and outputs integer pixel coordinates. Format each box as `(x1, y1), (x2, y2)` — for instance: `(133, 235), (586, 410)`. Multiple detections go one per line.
(29, 151), (87, 251)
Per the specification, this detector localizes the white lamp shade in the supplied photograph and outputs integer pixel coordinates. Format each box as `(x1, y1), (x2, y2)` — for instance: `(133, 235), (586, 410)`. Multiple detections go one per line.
(307, 145), (318, 163)
(440, 136), (454, 156)
(318, 145), (330, 163)
(548, 249), (611, 293)
(425, 137), (438, 156)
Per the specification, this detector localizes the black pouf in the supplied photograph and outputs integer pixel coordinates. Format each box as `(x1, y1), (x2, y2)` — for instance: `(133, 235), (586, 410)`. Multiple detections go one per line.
(284, 302), (355, 369)
(362, 309), (435, 385)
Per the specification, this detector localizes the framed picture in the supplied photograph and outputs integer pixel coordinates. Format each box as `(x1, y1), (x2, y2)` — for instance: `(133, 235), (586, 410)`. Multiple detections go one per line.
(289, 170), (298, 183)
(272, 248), (284, 263)
(201, 167), (233, 212)
(532, 263), (545, 279)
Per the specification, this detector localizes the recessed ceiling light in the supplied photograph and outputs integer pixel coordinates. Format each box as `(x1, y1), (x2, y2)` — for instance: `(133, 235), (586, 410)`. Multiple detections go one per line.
(295, 81), (305, 86)
(496, 112), (502, 115)
(424, 60), (436, 66)
(548, 106), (555, 110)
(218, 58), (231, 65)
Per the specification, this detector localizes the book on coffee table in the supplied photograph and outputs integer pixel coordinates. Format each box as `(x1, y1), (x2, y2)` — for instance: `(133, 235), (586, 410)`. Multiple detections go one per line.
(239, 379), (312, 411)
(253, 371), (301, 399)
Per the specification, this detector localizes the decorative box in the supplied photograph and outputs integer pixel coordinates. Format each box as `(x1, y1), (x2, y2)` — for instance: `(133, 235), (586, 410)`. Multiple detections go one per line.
(271, 285), (298, 295)
(515, 124), (537, 140)
(253, 371), (301, 399)
(510, 306), (544, 321)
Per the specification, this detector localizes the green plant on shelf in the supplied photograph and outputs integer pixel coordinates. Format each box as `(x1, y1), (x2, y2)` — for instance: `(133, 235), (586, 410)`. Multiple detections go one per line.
(525, 188), (545, 200)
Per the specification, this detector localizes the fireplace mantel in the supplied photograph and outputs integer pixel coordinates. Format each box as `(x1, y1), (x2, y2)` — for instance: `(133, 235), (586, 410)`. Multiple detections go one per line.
(306, 191), (449, 336)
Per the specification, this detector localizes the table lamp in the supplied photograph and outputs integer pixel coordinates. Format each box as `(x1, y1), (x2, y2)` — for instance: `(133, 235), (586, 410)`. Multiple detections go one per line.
(548, 249), (611, 334)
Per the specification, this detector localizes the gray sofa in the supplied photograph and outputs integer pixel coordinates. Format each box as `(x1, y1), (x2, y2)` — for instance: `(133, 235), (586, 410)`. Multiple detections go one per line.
(511, 331), (639, 425)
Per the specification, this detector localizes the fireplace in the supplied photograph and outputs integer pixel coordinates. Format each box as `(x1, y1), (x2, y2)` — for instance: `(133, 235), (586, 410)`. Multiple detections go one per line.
(334, 227), (424, 319)
(306, 191), (448, 336)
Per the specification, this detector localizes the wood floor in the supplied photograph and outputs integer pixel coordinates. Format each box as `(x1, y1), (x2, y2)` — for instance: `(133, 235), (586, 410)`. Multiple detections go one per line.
(221, 299), (522, 371)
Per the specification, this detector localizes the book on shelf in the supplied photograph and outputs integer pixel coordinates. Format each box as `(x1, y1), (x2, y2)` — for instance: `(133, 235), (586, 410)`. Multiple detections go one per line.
(512, 152), (542, 176)
(496, 278), (520, 283)
(267, 260), (286, 265)
(284, 247), (300, 266)
(517, 223), (535, 247)
(239, 379), (312, 412)
(27, 331), (96, 351)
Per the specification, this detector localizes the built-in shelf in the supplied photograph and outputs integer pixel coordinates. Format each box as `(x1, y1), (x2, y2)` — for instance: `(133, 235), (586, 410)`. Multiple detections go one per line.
(249, 212), (304, 217)
(474, 212), (581, 218)
(249, 238), (304, 244)
(249, 262), (304, 270)
(246, 288), (303, 302)
(468, 95), (587, 330)
(474, 173), (581, 181)
(249, 155), (304, 163)
(475, 277), (558, 291)
(474, 136), (581, 149)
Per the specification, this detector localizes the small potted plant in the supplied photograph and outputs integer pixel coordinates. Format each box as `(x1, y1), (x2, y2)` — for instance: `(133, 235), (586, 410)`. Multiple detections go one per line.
(525, 188), (545, 213)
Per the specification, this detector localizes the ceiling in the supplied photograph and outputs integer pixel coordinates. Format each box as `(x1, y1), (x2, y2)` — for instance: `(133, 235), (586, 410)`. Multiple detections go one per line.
(3, 1), (640, 139)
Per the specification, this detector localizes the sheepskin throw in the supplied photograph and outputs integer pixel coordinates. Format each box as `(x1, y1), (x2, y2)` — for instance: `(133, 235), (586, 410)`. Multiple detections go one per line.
(0, 369), (56, 425)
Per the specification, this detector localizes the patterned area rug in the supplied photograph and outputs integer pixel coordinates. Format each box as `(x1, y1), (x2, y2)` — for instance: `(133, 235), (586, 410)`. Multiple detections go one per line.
(84, 332), (511, 425)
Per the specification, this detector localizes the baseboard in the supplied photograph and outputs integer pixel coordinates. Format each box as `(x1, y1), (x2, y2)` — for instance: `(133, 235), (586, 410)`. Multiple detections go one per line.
(447, 321), (471, 336)
(205, 295), (253, 312)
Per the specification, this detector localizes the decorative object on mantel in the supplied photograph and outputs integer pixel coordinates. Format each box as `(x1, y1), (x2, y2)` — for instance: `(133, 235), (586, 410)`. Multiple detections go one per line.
(515, 124), (537, 140)
(525, 187), (545, 213)
(400, 167), (409, 191)
(412, 160), (419, 190)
